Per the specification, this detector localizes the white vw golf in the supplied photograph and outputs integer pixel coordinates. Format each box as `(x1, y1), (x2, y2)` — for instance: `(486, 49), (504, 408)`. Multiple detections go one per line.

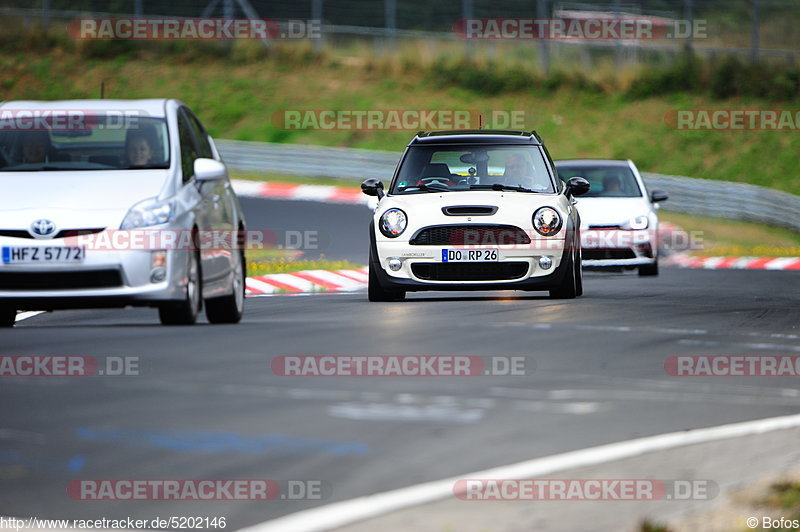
(362, 130), (590, 301)
(555, 159), (668, 276)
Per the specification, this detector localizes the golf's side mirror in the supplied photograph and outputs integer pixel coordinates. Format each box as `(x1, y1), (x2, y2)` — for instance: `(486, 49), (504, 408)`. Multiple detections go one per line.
(361, 178), (385, 199)
(650, 189), (669, 203)
(565, 176), (590, 197)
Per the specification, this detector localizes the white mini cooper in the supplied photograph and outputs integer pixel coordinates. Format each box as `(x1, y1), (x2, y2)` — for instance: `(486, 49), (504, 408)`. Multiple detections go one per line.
(362, 130), (590, 301)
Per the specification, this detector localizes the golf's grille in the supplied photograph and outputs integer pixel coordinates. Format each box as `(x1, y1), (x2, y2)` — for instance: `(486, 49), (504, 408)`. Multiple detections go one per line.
(583, 249), (636, 260)
(411, 262), (529, 281)
(410, 225), (530, 246)
(0, 270), (123, 290)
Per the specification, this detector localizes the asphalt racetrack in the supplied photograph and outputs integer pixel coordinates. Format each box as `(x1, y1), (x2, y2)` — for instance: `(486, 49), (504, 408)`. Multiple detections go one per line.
(1, 196), (799, 530)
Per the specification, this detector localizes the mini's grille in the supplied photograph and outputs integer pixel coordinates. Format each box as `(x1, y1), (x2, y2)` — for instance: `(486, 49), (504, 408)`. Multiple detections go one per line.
(411, 262), (529, 281)
(411, 225), (530, 246)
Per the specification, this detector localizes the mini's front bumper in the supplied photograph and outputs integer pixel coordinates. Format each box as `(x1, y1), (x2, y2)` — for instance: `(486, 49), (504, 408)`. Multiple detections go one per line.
(372, 240), (571, 292)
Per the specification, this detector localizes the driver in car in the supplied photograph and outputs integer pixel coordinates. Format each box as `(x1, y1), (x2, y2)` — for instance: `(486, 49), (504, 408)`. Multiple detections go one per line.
(125, 129), (157, 167)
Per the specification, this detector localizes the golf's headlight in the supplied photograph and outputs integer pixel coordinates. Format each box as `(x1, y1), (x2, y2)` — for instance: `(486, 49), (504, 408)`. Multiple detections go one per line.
(625, 215), (649, 230)
(379, 208), (407, 238)
(120, 197), (174, 229)
(532, 207), (562, 236)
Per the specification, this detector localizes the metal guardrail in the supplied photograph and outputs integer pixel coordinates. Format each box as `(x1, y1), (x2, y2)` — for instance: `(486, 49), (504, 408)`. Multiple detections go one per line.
(215, 139), (800, 232)
(641, 172), (800, 232)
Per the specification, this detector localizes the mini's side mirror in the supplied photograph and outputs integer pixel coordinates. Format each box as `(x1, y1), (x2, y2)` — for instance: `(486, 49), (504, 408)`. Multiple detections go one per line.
(650, 189), (669, 203)
(565, 176), (590, 197)
(194, 158), (227, 181)
(361, 178), (384, 199)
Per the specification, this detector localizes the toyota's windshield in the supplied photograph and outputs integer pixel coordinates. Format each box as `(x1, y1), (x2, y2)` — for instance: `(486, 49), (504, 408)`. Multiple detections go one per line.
(0, 114), (170, 171)
(391, 145), (556, 194)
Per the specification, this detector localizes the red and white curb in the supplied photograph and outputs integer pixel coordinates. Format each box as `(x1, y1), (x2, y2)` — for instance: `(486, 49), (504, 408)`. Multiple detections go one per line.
(232, 179), (370, 206)
(246, 267), (368, 296)
(664, 253), (800, 270)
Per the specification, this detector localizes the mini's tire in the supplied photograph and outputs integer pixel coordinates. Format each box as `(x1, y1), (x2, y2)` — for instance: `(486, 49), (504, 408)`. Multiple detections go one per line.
(549, 253), (578, 299)
(368, 263), (405, 302)
(0, 307), (16, 328)
(159, 250), (202, 325)
(206, 249), (245, 324)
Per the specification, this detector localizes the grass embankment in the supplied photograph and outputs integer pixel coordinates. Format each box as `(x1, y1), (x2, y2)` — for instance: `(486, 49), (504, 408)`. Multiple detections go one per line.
(2, 33), (800, 195)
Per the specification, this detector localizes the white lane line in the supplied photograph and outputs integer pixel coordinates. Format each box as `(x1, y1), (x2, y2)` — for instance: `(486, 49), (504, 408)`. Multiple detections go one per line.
(14, 311), (44, 323)
(239, 412), (800, 532)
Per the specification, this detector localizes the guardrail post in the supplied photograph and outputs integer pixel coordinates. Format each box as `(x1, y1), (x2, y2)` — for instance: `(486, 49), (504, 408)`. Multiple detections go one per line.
(751, 0), (760, 63)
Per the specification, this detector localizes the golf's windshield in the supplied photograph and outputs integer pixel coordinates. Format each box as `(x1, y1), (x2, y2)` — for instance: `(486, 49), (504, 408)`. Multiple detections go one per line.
(0, 114), (170, 171)
(557, 165), (643, 198)
(392, 145), (556, 194)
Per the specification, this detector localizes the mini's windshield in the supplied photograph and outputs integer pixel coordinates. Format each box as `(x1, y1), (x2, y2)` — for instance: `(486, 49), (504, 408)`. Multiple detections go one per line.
(391, 145), (556, 194)
(0, 114), (170, 171)
(557, 165), (642, 198)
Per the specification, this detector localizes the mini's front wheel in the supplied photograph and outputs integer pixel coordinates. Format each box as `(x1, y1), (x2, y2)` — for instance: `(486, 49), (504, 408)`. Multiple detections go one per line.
(368, 263), (406, 302)
(549, 253), (578, 299)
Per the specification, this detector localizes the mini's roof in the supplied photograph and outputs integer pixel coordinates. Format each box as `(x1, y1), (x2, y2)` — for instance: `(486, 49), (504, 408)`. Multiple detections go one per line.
(554, 159), (631, 167)
(0, 99), (171, 118)
(410, 130), (543, 146)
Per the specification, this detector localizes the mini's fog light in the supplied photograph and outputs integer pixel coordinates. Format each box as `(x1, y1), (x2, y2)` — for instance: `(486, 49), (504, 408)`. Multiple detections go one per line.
(538, 256), (553, 270)
(388, 258), (402, 271)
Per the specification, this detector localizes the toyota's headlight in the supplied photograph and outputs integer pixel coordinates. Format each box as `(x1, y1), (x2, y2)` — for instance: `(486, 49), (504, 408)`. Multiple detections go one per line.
(532, 207), (563, 236)
(120, 197), (174, 229)
(379, 208), (407, 238)
(624, 215), (649, 230)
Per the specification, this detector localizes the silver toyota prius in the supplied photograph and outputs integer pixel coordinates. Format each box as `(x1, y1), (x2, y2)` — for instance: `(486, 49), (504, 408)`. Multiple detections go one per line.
(0, 99), (246, 326)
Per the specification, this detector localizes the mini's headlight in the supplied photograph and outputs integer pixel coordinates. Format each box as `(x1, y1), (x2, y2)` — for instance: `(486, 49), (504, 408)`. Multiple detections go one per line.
(532, 207), (562, 237)
(625, 215), (649, 230)
(120, 197), (174, 230)
(379, 208), (407, 238)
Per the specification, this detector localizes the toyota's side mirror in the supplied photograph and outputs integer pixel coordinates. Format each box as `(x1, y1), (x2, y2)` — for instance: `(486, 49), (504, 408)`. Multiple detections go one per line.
(361, 178), (385, 199)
